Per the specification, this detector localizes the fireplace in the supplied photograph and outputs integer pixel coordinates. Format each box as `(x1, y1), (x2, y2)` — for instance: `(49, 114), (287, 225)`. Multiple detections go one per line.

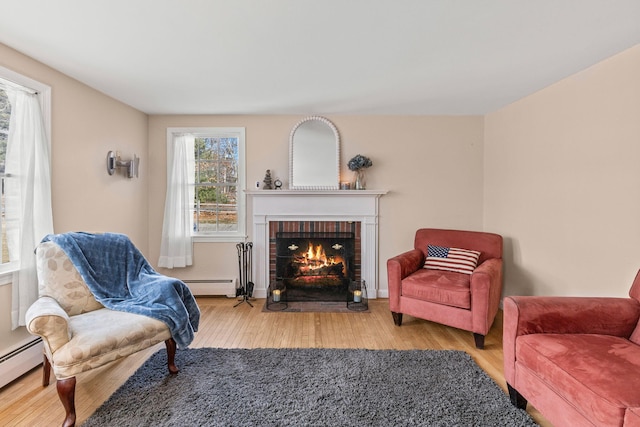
(275, 231), (356, 301)
(247, 189), (386, 299)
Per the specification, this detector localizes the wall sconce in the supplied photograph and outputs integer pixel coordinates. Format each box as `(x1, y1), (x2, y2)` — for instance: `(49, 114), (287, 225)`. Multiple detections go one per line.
(107, 151), (140, 178)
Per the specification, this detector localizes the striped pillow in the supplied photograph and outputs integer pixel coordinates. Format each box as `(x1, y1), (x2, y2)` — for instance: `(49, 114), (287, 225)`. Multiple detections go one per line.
(424, 245), (480, 275)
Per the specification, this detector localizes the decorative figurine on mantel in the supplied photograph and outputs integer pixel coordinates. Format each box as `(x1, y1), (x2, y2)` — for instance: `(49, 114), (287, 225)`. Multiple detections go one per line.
(263, 169), (274, 189)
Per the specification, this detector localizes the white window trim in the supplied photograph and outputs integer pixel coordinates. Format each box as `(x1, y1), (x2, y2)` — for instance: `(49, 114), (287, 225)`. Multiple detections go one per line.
(166, 127), (246, 243)
(0, 66), (51, 283)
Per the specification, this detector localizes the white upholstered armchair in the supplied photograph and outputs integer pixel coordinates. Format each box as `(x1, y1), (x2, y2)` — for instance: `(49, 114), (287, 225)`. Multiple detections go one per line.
(26, 239), (180, 427)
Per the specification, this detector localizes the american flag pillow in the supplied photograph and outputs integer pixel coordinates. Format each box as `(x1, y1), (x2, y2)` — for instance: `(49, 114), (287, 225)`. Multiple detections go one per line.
(424, 245), (481, 275)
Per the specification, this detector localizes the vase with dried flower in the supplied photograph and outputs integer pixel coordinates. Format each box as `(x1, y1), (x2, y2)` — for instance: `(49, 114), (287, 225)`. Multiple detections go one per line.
(347, 154), (372, 190)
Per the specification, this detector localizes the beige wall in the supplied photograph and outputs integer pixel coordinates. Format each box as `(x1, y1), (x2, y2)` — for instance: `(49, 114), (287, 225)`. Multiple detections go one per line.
(484, 44), (640, 297)
(0, 43), (148, 355)
(148, 115), (485, 292)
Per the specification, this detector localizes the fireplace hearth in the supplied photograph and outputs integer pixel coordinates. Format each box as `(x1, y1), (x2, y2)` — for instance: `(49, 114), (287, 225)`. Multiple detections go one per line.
(275, 231), (355, 302)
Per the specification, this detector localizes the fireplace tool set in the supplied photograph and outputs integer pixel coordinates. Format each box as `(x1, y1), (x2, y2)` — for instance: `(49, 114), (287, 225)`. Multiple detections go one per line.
(234, 242), (254, 307)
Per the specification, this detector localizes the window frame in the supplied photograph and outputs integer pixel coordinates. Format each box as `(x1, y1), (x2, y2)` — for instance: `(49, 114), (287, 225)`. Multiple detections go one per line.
(166, 127), (246, 243)
(0, 66), (51, 279)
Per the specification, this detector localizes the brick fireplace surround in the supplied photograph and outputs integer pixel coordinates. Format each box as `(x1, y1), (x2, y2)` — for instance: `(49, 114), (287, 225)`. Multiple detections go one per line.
(247, 190), (386, 299)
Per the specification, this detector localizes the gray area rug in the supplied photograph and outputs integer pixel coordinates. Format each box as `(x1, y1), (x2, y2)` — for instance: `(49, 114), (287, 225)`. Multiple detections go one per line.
(82, 348), (537, 427)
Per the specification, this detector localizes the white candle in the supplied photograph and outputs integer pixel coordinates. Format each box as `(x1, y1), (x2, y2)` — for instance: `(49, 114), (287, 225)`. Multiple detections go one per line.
(353, 290), (362, 303)
(272, 289), (281, 302)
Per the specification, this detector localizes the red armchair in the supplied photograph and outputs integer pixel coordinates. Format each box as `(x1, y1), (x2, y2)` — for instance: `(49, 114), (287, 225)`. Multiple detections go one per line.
(503, 273), (640, 427)
(387, 228), (503, 349)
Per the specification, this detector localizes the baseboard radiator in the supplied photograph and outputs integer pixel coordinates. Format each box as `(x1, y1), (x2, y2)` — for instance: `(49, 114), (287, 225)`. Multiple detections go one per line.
(183, 278), (236, 297)
(0, 338), (43, 389)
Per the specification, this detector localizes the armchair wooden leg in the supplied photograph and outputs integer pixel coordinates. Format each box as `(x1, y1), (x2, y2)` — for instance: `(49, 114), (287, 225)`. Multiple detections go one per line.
(391, 312), (403, 326)
(56, 377), (76, 427)
(473, 333), (485, 349)
(43, 354), (51, 387)
(507, 384), (528, 409)
(165, 338), (179, 375)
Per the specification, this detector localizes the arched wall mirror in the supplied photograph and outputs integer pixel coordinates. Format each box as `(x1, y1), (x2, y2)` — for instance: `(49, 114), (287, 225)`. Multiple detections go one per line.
(289, 116), (340, 190)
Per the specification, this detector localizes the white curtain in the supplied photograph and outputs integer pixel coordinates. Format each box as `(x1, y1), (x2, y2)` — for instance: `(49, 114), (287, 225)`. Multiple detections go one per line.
(158, 134), (194, 268)
(5, 89), (54, 329)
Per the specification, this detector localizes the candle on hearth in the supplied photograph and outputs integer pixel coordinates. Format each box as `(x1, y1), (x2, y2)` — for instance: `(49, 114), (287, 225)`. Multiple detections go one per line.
(353, 290), (362, 303)
(272, 289), (281, 302)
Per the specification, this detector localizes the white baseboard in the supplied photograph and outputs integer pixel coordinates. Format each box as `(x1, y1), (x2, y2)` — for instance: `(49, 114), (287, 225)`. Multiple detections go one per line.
(0, 339), (43, 389)
(184, 278), (236, 297)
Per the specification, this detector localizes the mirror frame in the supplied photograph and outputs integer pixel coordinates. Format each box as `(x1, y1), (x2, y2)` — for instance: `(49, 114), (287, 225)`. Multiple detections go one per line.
(289, 116), (340, 190)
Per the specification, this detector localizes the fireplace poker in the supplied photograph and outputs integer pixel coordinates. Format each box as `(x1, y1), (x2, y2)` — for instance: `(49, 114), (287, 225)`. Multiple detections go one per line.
(235, 243), (244, 296)
(246, 242), (254, 298)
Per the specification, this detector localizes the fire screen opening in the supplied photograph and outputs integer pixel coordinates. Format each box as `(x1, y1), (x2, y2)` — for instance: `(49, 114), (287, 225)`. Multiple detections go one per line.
(275, 231), (355, 301)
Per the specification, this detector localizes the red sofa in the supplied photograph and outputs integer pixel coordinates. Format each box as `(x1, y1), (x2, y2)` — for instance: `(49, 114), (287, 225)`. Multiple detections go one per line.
(387, 228), (503, 349)
(503, 272), (640, 427)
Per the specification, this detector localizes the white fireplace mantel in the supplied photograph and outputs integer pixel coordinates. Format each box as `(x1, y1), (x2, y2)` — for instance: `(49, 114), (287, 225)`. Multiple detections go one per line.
(247, 190), (387, 299)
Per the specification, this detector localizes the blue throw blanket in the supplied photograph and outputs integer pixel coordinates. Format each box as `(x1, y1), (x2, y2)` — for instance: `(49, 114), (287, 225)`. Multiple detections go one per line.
(42, 232), (200, 349)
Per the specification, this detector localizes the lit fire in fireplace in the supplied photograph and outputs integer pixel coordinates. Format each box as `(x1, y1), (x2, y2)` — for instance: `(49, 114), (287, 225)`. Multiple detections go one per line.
(291, 242), (345, 277)
(275, 229), (356, 293)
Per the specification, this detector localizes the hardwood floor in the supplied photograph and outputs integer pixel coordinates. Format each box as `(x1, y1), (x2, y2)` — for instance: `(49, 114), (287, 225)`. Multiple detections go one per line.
(0, 297), (552, 426)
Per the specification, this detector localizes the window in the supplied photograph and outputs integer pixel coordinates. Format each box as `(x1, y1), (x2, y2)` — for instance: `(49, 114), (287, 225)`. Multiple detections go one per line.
(0, 69), (51, 276)
(0, 87), (10, 267)
(194, 135), (239, 233)
(167, 127), (246, 242)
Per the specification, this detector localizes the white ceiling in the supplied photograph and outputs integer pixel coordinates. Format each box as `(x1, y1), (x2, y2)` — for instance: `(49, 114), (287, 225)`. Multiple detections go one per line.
(1, 1), (639, 115)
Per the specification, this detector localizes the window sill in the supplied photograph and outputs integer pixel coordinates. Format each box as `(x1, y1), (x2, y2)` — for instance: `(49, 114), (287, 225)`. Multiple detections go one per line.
(192, 234), (247, 244)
